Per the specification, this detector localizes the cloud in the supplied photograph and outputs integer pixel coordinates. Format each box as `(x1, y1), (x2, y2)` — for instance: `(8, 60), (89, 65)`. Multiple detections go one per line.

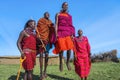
(92, 39), (120, 50)
(0, 24), (15, 49)
(82, 10), (120, 54)
(84, 12), (120, 36)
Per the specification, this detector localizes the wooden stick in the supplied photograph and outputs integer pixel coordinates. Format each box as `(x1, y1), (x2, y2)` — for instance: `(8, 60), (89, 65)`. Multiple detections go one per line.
(72, 38), (77, 60)
(36, 27), (47, 51)
(16, 57), (26, 80)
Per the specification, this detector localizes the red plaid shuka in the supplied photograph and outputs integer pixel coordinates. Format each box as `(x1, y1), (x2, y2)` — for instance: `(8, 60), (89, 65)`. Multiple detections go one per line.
(22, 29), (36, 70)
(73, 36), (91, 78)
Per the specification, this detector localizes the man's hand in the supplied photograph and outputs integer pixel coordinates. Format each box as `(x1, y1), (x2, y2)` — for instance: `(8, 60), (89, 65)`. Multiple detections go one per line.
(71, 35), (74, 40)
(21, 52), (25, 59)
(74, 55), (77, 61)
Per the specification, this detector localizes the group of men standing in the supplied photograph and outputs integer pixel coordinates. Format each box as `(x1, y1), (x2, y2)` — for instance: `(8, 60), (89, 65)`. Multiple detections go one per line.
(17, 2), (91, 80)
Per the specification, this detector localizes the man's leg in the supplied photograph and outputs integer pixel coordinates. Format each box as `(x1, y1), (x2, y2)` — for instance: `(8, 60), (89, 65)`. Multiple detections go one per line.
(85, 77), (87, 80)
(23, 70), (27, 80)
(27, 70), (32, 80)
(81, 77), (83, 80)
(39, 53), (44, 80)
(43, 51), (49, 78)
(59, 51), (63, 72)
(66, 50), (71, 70)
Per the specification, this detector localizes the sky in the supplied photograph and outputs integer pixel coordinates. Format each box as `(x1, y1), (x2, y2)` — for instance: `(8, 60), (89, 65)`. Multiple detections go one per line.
(0, 0), (120, 57)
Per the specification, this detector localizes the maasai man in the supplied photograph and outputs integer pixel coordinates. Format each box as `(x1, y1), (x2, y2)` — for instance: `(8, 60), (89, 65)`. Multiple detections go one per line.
(36, 12), (53, 80)
(74, 29), (91, 80)
(53, 2), (75, 71)
(17, 19), (36, 80)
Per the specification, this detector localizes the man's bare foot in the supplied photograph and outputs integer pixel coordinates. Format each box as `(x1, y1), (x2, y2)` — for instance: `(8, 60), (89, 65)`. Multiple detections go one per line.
(39, 74), (45, 80)
(43, 72), (48, 78)
(66, 62), (71, 71)
(59, 64), (63, 72)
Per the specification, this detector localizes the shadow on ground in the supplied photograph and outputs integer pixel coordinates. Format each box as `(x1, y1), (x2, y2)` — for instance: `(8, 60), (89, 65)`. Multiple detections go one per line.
(8, 72), (39, 80)
(8, 72), (74, 80)
(48, 74), (74, 80)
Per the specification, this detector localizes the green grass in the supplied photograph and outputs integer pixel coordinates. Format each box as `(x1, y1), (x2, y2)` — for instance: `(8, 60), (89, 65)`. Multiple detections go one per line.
(0, 62), (120, 80)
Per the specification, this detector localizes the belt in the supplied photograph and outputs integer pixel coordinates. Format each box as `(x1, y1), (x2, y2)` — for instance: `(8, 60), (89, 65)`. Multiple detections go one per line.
(23, 48), (36, 53)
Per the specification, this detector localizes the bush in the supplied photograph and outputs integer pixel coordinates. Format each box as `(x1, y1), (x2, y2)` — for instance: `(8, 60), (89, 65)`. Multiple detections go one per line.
(91, 49), (119, 63)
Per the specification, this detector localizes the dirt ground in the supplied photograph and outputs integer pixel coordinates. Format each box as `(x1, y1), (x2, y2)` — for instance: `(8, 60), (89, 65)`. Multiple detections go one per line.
(0, 56), (64, 65)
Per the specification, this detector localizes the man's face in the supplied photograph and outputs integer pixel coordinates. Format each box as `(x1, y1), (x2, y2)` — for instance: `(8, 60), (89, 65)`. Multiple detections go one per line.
(29, 21), (36, 29)
(78, 30), (83, 36)
(62, 3), (68, 11)
(45, 13), (50, 19)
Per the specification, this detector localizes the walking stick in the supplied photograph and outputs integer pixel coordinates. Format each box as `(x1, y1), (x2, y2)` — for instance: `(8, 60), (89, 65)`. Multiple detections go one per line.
(72, 37), (77, 60)
(16, 57), (26, 80)
(36, 27), (47, 52)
